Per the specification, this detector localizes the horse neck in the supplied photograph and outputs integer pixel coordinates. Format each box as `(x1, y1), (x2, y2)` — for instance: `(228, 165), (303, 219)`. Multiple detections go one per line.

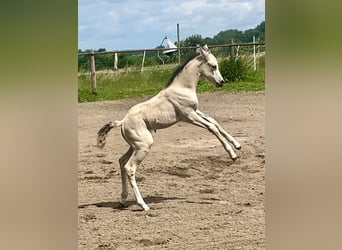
(169, 57), (201, 91)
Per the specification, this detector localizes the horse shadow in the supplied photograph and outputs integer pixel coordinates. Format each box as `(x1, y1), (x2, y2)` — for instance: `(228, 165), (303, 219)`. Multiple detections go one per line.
(78, 195), (185, 211)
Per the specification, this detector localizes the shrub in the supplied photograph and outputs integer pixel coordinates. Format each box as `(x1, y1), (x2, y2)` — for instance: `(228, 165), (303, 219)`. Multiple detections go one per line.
(219, 58), (248, 82)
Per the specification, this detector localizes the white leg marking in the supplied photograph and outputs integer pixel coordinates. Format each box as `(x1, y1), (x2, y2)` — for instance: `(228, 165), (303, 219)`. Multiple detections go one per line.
(130, 177), (150, 211)
(125, 155), (150, 211)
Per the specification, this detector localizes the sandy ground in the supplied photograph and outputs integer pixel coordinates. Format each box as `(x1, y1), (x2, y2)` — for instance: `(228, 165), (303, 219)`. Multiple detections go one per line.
(78, 91), (265, 249)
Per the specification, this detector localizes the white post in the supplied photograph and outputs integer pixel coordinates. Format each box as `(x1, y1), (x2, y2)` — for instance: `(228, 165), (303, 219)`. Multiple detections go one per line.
(90, 49), (97, 94)
(141, 50), (146, 72)
(177, 23), (180, 65)
(257, 37), (260, 69)
(113, 52), (118, 71)
(253, 36), (256, 71)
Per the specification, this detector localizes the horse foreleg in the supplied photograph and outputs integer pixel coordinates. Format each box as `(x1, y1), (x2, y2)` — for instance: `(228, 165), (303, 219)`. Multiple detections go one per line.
(186, 111), (238, 160)
(118, 147), (133, 207)
(196, 110), (241, 150)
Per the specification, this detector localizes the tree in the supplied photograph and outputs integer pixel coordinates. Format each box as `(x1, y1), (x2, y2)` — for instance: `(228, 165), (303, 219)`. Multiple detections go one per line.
(256, 21), (265, 33)
(182, 34), (204, 47)
(212, 29), (244, 44)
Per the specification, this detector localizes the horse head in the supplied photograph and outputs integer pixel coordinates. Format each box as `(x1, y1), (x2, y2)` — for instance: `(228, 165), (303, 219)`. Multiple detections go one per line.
(198, 45), (225, 87)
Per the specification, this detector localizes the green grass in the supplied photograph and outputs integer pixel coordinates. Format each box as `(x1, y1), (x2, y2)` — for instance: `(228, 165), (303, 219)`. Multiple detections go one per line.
(78, 67), (265, 103)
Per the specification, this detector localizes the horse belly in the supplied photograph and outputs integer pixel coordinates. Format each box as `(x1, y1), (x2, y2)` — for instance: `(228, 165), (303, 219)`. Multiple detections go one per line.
(148, 110), (177, 129)
(146, 103), (178, 130)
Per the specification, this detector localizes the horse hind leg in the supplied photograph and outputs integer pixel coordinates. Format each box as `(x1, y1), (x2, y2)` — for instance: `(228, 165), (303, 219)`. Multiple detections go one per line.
(118, 147), (133, 207)
(124, 146), (152, 211)
(123, 128), (154, 211)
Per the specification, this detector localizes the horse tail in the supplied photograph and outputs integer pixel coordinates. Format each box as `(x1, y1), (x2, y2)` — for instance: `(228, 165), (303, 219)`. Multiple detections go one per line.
(97, 120), (122, 148)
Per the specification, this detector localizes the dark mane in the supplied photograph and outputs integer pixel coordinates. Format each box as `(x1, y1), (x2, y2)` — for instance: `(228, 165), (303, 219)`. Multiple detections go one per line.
(165, 52), (199, 88)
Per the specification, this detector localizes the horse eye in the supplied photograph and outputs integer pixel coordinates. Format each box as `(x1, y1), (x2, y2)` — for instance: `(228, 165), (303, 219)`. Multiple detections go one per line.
(211, 65), (217, 70)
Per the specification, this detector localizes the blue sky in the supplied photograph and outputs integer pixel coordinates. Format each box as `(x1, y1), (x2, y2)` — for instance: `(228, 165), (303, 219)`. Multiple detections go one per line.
(78, 0), (264, 51)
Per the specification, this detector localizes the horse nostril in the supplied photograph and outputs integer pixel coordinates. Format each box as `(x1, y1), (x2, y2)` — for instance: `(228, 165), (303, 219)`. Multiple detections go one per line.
(217, 80), (224, 87)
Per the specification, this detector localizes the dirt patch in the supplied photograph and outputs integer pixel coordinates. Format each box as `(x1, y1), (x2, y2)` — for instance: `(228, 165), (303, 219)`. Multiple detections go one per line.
(78, 91), (265, 249)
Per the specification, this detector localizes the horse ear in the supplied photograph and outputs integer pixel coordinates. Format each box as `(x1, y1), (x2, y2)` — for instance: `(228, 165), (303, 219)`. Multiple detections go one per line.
(199, 45), (210, 60)
(203, 44), (210, 52)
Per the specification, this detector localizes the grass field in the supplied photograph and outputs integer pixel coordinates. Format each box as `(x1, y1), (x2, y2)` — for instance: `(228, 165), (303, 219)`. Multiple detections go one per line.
(78, 66), (265, 103)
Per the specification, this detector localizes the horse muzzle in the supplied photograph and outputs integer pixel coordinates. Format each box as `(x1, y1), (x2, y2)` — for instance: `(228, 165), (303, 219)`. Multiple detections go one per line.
(215, 79), (224, 87)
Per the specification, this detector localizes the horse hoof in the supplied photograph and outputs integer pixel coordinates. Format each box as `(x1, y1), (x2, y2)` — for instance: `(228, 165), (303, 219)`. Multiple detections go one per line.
(232, 156), (238, 161)
(235, 145), (241, 150)
(119, 201), (128, 208)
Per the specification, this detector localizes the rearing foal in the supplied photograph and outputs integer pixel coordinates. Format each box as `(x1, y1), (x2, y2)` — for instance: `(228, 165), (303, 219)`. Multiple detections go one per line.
(97, 45), (241, 211)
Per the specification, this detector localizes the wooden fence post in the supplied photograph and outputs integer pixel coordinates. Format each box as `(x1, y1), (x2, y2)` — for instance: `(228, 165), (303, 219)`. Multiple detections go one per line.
(230, 39), (235, 59)
(141, 50), (146, 72)
(177, 23), (181, 65)
(257, 37), (260, 69)
(113, 52), (118, 71)
(89, 49), (97, 94)
(253, 36), (256, 71)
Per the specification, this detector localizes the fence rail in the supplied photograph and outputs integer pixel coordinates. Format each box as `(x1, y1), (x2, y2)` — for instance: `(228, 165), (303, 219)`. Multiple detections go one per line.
(77, 42), (265, 56)
(78, 40), (265, 94)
